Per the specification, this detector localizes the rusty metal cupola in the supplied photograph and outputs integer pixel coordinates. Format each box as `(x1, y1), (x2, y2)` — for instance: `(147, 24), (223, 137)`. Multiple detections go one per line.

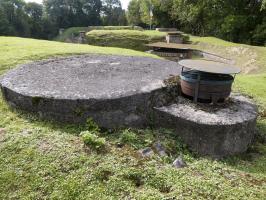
(178, 59), (241, 103)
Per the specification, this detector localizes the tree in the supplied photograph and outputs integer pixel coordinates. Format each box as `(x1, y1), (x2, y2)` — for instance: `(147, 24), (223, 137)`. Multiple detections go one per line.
(25, 2), (44, 38)
(43, 0), (102, 28)
(101, 0), (127, 25)
(0, 0), (31, 36)
(138, 0), (174, 28)
(171, 0), (224, 36)
(170, 0), (266, 45)
(262, 0), (266, 10)
(152, 0), (174, 27)
(127, 0), (142, 26)
(0, 5), (13, 35)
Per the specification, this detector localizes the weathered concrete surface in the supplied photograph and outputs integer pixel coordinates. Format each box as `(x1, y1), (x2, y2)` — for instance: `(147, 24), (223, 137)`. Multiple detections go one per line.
(0, 54), (258, 158)
(154, 95), (258, 158)
(0, 54), (181, 127)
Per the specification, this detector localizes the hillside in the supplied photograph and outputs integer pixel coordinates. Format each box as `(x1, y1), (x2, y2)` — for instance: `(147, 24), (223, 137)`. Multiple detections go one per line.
(190, 36), (266, 74)
(56, 26), (144, 43)
(0, 37), (265, 199)
(86, 30), (166, 51)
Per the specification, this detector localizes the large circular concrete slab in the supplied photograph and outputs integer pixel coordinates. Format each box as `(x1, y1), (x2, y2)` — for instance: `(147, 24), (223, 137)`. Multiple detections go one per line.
(0, 54), (181, 126)
(0, 54), (181, 100)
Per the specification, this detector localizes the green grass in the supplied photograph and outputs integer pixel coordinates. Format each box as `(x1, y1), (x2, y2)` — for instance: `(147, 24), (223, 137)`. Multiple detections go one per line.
(190, 36), (266, 74)
(235, 74), (266, 109)
(190, 35), (266, 112)
(56, 26), (144, 42)
(0, 36), (266, 199)
(86, 30), (166, 51)
(87, 26), (144, 31)
(190, 36), (241, 47)
(0, 36), (158, 75)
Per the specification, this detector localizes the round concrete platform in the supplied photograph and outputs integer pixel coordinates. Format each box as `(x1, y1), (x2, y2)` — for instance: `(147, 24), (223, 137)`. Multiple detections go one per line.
(154, 95), (258, 158)
(0, 54), (181, 126)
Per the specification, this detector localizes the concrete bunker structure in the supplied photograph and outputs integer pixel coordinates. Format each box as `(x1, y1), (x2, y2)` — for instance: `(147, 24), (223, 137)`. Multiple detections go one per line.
(0, 54), (258, 158)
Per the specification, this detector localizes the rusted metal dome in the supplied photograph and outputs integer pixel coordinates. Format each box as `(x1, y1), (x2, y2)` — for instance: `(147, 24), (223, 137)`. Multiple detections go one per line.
(178, 59), (241, 103)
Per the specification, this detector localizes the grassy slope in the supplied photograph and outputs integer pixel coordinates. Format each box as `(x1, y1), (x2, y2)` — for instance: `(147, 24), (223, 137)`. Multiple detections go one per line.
(86, 30), (165, 51)
(0, 36), (265, 199)
(56, 26), (144, 42)
(189, 36), (266, 109)
(0, 36), (158, 75)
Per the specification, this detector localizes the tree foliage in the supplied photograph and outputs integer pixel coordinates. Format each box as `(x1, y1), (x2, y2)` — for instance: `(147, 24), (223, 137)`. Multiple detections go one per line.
(43, 0), (102, 28)
(0, 0), (127, 39)
(101, 0), (127, 25)
(127, 0), (266, 45)
(127, 0), (142, 26)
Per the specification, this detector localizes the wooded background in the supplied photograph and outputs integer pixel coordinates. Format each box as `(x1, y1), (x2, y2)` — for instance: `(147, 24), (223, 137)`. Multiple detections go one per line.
(0, 0), (265, 45)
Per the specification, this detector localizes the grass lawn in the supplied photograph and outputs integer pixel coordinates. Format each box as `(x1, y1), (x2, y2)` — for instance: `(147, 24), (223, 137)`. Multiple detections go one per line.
(0, 36), (158, 75)
(86, 30), (166, 51)
(0, 36), (265, 199)
(190, 36), (266, 74)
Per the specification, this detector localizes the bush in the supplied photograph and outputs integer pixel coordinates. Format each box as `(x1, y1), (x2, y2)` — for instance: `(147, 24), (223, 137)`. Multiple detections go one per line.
(55, 27), (88, 42)
(85, 118), (100, 133)
(120, 129), (138, 145)
(80, 131), (106, 150)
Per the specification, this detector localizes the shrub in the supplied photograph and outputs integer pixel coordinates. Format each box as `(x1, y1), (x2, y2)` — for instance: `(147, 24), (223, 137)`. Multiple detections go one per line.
(55, 27), (88, 42)
(85, 118), (100, 133)
(120, 129), (138, 145)
(80, 131), (106, 150)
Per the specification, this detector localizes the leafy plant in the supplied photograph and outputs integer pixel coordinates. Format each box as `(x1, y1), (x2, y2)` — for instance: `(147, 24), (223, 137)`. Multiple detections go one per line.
(80, 131), (106, 150)
(120, 129), (138, 145)
(85, 118), (100, 133)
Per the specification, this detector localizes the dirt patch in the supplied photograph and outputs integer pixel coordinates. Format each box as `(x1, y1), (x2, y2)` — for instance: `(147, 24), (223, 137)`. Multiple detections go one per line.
(226, 46), (258, 74)
(38, 139), (53, 153)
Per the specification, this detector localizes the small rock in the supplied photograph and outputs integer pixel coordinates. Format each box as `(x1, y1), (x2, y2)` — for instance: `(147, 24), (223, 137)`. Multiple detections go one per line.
(138, 147), (154, 158)
(153, 142), (167, 156)
(116, 142), (124, 148)
(0, 128), (6, 142)
(21, 129), (32, 136)
(0, 128), (5, 134)
(173, 155), (187, 169)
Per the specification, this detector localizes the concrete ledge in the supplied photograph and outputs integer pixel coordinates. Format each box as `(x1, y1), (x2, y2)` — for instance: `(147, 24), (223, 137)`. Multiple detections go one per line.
(154, 95), (258, 158)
